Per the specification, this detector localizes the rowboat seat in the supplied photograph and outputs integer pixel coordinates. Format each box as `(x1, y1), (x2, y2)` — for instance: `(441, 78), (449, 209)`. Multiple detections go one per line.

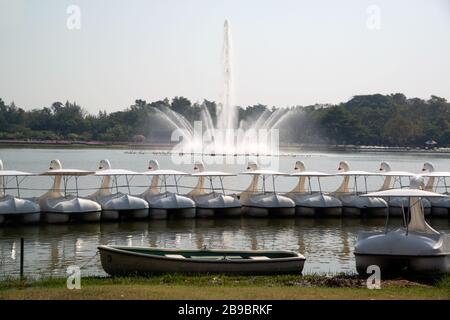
(191, 256), (225, 260)
(224, 256), (243, 260)
(249, 256), (270, 260)
(165, 254), (186, 259)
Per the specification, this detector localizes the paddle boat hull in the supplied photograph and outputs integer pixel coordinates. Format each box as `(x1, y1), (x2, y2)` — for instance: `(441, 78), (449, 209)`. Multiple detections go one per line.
(354, 229), (450, 275)
(40, 196), (102, 224)
(123, 209), (149, 220)
(98, 246), (305, 276)
(241, 194), (295, 217)
(428, 197), (450, 217)
(295, 206), (342, 217)
(90, 193), (149, 221)
(196, 206), (242, 218)
(192, 193), (242, 218)
(155, 207), (197, 219)
(0, 196), (41, 225)
(355, 253), (450, 275)
(143, 192), (196, 219)
(430, 206), (449, 217)
(339, 195), (388, 217)
(43, 211), (102, 224)
(287, 193), (342, 217)
(242, 206), (295, 217)
(0, 212), (41, 225)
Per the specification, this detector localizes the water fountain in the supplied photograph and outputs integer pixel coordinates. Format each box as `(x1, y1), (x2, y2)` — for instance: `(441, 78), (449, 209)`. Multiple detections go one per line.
(151, 19), (292, 156)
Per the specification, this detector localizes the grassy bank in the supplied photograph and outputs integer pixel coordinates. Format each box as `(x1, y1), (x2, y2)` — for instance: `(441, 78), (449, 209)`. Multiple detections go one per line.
(1, 274), (448, 300)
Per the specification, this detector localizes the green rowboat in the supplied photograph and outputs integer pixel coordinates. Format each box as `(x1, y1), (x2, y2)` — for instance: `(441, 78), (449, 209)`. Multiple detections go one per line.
(98, 245), (305, 276)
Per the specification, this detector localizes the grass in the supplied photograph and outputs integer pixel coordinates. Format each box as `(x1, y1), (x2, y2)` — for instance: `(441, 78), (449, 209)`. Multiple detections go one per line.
(0, 274), (448, 300)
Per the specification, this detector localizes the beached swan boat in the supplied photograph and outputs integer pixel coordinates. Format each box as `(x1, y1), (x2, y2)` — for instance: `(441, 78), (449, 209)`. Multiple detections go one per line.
(98, 245), (305, 275)
(354, 177), (450, 275)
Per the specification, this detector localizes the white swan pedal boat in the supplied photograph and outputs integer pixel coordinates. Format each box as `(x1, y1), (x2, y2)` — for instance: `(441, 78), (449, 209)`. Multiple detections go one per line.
(139, 160), (196, 219)
(334, 161), (388, 217)
(354, 177), (450, 275)
(187, 162), (241, 218)
(239, 162), (295, 217)
(378, 161), (431, 217)
(38, 160), (101, 223)
(98, 245), (305, 276)
(420, 162), (450, 217)
(285, 161), (342, 217)
(0, 160), (40, 225)
(88, 160), (149, 220)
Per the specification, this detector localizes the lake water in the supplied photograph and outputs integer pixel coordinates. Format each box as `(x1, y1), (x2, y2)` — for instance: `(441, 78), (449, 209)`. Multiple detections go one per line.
(0, 147), (449, 278)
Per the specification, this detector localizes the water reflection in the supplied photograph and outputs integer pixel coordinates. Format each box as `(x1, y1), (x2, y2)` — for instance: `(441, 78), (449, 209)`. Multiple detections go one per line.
(0, 218), (448, 279)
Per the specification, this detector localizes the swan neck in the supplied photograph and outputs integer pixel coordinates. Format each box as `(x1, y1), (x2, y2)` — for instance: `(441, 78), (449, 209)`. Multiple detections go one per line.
(41, 175), (63, 199)
(239, 175), (259, 203)
(247, 175), (259, 193)
(335, 176), (350, 193)
(188, 176), (205, 196)
(150, 175), (159, 193)
(408, 197), (438, 234)
(98, 176), (112, 195)
(379, 176), (392, 191)
(290, 176), (306, 193)
(424, 176), (435, 191)
(52, 175), (62, 194)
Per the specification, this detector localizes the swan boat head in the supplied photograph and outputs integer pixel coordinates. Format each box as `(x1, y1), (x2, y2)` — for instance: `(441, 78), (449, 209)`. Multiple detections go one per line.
(98, 159), (112, 170)
(422, 162), (434, 173)
(337, 161), (350, 173)
(379, 161), (391, 173)
(49, 159), (62, 170)
(294, 161), (305, 172)
(148, 159), (159, 171)
(193, 161), (205, 173)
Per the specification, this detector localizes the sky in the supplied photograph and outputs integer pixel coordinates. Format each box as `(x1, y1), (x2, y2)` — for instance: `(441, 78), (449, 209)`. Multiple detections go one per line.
(0, 0), (449, 113)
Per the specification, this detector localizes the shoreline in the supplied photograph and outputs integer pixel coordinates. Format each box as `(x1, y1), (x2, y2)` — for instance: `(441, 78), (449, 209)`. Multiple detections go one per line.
(1, 274), (448, 300)
(0, 141), (449, 155)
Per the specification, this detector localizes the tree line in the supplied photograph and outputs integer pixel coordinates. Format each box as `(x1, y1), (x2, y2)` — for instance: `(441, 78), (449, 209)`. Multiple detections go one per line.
(0, 93), (449, 147)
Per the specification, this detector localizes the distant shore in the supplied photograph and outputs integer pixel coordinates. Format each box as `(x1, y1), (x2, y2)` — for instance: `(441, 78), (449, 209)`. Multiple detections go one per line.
(0, 140), (449, 155)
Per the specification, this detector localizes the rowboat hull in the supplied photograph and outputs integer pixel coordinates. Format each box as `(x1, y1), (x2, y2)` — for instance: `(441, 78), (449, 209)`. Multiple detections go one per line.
(98, 246), (305, 276)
